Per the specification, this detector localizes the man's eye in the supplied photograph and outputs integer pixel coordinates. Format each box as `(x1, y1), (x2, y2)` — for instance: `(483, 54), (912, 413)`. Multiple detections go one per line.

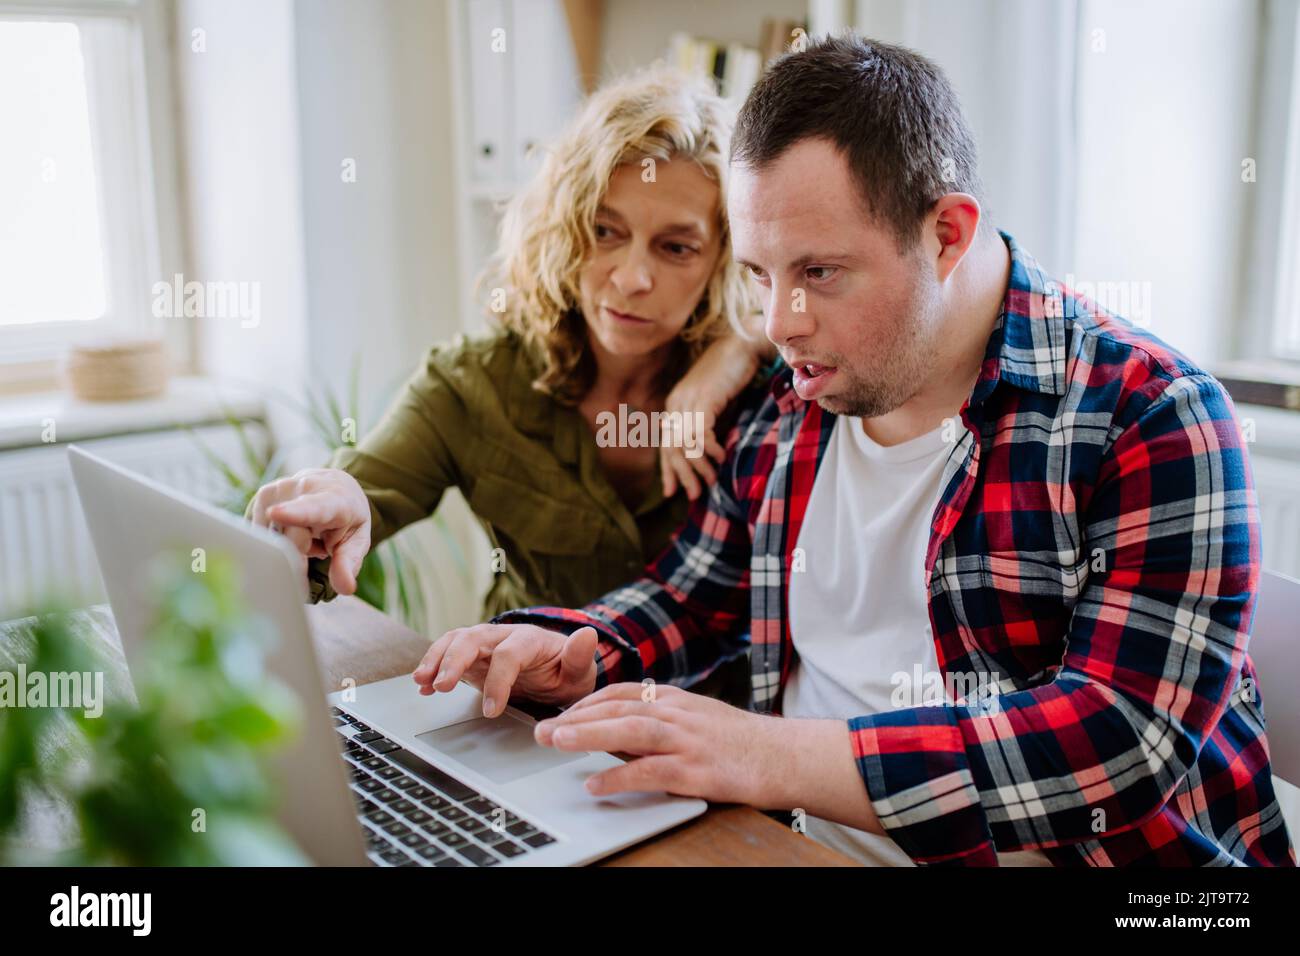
(806, 266), (836, 281)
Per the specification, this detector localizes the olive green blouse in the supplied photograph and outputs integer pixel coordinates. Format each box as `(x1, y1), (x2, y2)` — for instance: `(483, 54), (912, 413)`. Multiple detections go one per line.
(302, 330), (691, 618)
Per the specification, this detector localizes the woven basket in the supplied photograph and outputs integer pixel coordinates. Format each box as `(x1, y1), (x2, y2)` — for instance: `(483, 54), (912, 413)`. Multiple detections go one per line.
(63, 338), (170, 401)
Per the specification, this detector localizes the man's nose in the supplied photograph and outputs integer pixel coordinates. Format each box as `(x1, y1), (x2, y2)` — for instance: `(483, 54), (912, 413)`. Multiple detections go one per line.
(764, 282), (814, 346)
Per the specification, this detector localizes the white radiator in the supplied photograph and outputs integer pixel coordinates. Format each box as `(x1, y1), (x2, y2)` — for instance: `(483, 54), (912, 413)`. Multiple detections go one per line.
(1254, 455), (1300, 579)
(0, 423), (269, 619)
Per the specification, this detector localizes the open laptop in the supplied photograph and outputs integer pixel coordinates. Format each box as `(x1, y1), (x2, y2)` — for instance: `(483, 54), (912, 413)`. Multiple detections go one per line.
(67, 444), (706, 866)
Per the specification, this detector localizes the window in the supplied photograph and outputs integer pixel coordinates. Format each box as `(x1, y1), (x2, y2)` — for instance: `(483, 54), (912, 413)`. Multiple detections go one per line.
(1272, 11), (1300, 360)
(0, 0), (178, 373)
(0, 21), (108, 328)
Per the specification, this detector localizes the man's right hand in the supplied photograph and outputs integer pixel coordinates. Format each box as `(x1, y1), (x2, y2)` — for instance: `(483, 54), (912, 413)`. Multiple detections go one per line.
(413, 623), (599, 717)
(248, 467), (372, 596)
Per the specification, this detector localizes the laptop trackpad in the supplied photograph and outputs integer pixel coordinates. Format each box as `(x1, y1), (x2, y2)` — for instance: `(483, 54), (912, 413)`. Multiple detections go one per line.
(415, 715), (587, 785)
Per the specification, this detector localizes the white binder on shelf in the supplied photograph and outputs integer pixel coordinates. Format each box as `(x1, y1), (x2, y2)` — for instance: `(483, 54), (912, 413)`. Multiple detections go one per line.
(466, 0), (513, 185)
(509, 0), (581, 185)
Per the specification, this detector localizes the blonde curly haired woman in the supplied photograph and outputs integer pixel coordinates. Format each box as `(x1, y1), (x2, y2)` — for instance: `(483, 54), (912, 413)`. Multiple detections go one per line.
(248, 67), (770, 646)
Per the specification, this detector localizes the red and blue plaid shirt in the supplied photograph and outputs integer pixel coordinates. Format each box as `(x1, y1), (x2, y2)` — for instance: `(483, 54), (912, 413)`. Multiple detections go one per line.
(497, 232), (1296, 867)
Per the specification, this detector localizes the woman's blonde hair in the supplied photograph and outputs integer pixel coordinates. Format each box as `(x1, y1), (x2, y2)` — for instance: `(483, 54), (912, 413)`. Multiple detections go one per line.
(484, 65), (755, 405)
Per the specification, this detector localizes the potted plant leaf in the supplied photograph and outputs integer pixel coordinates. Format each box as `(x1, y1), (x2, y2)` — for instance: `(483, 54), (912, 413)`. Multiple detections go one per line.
(0, 550), (309, 866)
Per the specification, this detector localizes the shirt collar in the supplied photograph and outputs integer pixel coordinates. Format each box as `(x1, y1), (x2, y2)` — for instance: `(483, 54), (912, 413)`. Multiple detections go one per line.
(975, 229), (1068, 402)
(768, 229), (1068, 411)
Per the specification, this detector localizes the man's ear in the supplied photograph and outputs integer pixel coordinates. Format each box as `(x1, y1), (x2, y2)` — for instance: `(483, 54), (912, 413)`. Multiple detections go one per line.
(928, 193), (982, 283)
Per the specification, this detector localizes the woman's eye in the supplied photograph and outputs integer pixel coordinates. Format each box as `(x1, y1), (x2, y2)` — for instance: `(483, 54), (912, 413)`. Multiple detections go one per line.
(745, 265), (768, 283)
(595, 223), (617, 240)
(664, 242), (697, 257)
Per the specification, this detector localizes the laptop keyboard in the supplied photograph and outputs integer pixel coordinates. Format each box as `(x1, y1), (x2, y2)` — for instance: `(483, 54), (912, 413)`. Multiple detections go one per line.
(331, 706), (558, 867)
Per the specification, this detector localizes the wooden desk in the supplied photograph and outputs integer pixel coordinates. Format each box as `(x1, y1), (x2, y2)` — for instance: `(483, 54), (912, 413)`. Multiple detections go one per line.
(1, 597), (856, 867)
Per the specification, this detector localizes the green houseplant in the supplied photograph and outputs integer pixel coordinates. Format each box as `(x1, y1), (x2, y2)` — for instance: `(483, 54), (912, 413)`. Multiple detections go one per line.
(185, 361), (471, 635)
(0, 550), (308, 866)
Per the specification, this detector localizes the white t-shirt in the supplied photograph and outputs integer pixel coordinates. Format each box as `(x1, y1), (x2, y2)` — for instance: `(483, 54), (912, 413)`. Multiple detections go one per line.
(784, 415), (1052, 867)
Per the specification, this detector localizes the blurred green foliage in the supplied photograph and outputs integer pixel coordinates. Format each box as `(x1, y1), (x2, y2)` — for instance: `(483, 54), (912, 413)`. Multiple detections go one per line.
(185, 359), (473, 635)
(0, 551), (308, 865)
(187, 362), (428, 630)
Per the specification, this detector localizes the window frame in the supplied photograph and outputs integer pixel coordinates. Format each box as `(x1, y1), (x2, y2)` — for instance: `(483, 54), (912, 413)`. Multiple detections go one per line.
(0, 0), (189, 391)
(1269, 5), (1300, 360)
(1238, 0), (1300, 366)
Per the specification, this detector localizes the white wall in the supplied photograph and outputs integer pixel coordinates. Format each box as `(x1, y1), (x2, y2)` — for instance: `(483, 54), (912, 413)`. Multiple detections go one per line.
(175, 0), (488, 634)
(174, 0), (310, 458)
(292, 0), (489, 634)
(293, 0), (464, 426)
(177, 0), (466, 459)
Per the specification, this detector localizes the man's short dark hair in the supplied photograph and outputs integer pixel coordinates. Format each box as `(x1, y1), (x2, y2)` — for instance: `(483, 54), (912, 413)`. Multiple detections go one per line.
(732, 33), (986, 249)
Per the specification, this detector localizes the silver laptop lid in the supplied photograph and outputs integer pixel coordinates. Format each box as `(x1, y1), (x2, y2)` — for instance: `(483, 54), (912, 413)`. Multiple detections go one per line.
(67, 444), (367, 865)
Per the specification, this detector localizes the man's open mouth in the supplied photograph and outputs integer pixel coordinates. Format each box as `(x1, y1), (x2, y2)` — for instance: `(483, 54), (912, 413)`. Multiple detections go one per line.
(790, 360), (838, 399)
